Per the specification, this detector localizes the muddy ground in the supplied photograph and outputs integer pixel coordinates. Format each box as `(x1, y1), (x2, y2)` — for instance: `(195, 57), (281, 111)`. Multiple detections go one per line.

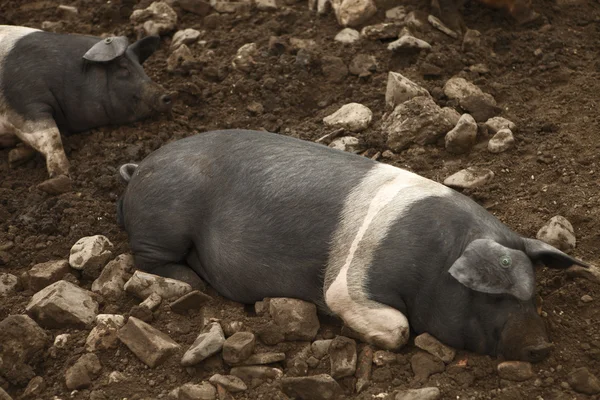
(1, 0), (600, 398)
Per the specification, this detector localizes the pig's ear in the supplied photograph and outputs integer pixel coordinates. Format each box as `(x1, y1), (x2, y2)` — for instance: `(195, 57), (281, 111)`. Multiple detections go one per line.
(448, 239), (535, 301)
(83, 36), (129, 62)
(523, 238), (590, 269)
(128, 36), (161, 64)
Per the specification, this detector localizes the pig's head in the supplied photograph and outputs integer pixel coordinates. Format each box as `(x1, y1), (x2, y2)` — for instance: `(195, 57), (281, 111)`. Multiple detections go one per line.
(81, 35), (172, 125)
(427, 238), (588, 363)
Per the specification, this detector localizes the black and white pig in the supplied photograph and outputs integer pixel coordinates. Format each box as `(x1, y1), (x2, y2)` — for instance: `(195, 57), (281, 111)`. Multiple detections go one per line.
(0, 25), (172, 188)
(117, 129), (589, 362)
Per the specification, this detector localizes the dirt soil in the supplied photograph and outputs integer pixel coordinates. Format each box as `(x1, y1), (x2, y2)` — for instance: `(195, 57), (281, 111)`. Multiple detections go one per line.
(1, 0), (600, 398)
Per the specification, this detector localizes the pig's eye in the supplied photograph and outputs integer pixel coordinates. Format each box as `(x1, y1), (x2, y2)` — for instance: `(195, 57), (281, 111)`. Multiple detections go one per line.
(500, 256), (512, 268)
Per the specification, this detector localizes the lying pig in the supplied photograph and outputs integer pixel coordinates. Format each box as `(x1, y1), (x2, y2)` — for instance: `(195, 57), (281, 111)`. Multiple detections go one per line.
(117, 129), (589, 362)
(0, 26), (172, 190)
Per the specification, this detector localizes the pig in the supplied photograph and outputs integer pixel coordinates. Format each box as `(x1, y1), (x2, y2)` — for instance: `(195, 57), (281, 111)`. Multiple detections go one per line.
(0, 25), (172, 192)
(117, 129), (589, 362)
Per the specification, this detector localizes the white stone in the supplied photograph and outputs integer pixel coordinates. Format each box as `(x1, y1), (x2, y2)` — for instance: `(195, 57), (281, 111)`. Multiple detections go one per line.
(445, 113), (477, 154)
(130, 1), (178, 36)
(124, 270), (192, 300)
(140, 293), (162, 311)
(269, 298), (320, 341)
(443, 167), (494, 189)
(27, 260), (71, 292)
(444, 77), (482, 99)
(0, 273), (19, 297)
(118, 317), (180, 368)
(232, 43), (258, 72)
(309, 0), (331, 14)
(328, 136), (362, 153)
(108, 371), (127, 384)
(395, 387), (441, 400)
(26, 280), (99, 328)
(170, 28), (201, 52)
(96, 314), (126, 326)
(334, 27), (361, 43)
(331, 0), (377, 27)
(385, 71), (430, 109)
(427, 14), (458, 38)
(167, 44), (196, 73)
(209, 374), (247, 392)
(387, 35), (431, 51)
(536, 216), (576, 251)
(181, 322), (226, 366)
(311, 340), (333, 359)
(323, 103), (372, 132)
(169, 383), (217, 400)
(443, 77), (499, 121)
(69, 235), (113, 278)
(54, 334), (70, 348)
(487, 128), (515, 153)
(485, 116), (516, 134)
(86, 314), (126, 352)
(256, 0), (278, 10)
(91, 254), (133, 299)
(385, 6), (406, 20)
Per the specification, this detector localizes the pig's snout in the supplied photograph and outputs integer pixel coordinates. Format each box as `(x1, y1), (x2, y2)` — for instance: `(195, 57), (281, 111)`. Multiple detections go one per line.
(143, 83), (175, 113)
(521, 342), (554, 363)
(499, 311), (553, 363)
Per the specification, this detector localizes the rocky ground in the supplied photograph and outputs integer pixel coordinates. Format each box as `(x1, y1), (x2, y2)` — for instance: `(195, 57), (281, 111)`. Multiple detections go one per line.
(1, 0), (600, 399)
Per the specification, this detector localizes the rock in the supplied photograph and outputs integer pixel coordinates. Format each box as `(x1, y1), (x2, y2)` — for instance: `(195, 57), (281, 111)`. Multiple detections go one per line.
(361, 23), (400, 40)
(289, 38), (318, 52)
(69, 235), (113, 279)
(414, 333), (456, 363)
(395, 387), (441, 400)
(536, 216), (576, 251)
(169, 382), (217, 400)
(334, 28), (360, 43)
(568, 367), (600, 395)
(312, 340), (333, 359)
(487, 128), (515, 153)
(385, 71), (430, 109)
(130, 1), (178, 36)
(427, 14), (458, 38)
(323, 103), (372, 132)
(86, 315), (126, 352)
(229, 366), (283, 382)
(0, 273), (18, 297)
(349, 54), (377, 77)
(209, 374), (247, 392)
(582, 295), (593, 303)
(497, 361), (534, 382)
(355, 345), (373, 393)
(388, 35), (431, 51)
(212, 1), (251, 13)
(238, 352), (286, 365)
(53, 333), (70, 348)
(373, 350), (397, 366)
(405, 11), (427, 30)
(178, 0), (212, 16)
(321, 56), (348, 83)
(222, 332), (255, 365)
(385, 6), (406, 20)
(56, 5), (78, 18)
(26, 280), (99, 328)
(257, 321), (286, 345)
(170, 290), (212, 314)
(269, 298), (320, 341)
(445, 113), (477, 154)
(65, 353), (101, 390)
(0, 315), (48, 386)
(485, 116), (516, 134)
(181, 322), (226, 366)
(117, 316), (180, 368)
(308, 0), (330, 14)
(443, 77), (500, 122)
(384, 96), (459, 151)
(256, 0), (278, 10)
(232, 43), (258, 72)
(167, 44), (197, 73)
(281, 374), (343, 400)
(444, 167), (494, 189)
(27, 260), (70, 292)
(171, 28), (201, 52)
(108, 371), (127, 384)
(329, 336), (357, 379)
(124, 270), (192, 300)
(222, 321), (244, 337)
(287, 357), (309, 377)
(91, 254), (134, 299)
(410, 352), (445, 382)
(22, 376), (45, 398)
(462, 29), (481, 52)
(37, 174), (72, 194)
(331, 0), (377, 27)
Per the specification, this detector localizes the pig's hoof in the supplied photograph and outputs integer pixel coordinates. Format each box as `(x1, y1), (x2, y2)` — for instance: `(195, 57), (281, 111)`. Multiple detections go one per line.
(38, 175), (72, 195)
(8, 146), (36, 167)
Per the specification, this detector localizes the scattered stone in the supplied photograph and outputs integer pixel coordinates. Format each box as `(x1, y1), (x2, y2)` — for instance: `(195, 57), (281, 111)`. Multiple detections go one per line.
(334, 28), (360, 43)
(223, 332), (256, 365)
(86, 315), (126, 352)
(124, 270), (192, 300)
(321, 56), (348, 83)
(444, 167), (494, 189)
(355, 345), (373, 393)
(427, 14), (458, 38)
(54, 333), (70, 348)
(487, 128), (515, 153)
(383, 96), (459, 151)
(232, 43), (258, 72)
(238, 352), (286, 365)
(485, 116), (516, 134)
(405, 11), (427, 31)
(91, 254), (134, 300)
(312, 339), (333, 359)
(212, 1), (251, 13)
(385, 6), (406, 20)
(361, 23), (400, 40)
(229, 366), (283, 382)
(27, 260), (70, 292)
(181, 322), (226, 366)
(37, 174), (72, 194)
(411, 352), (445, 382)
(445, 113), (477, 154)
(170, 290), (212, 314)
(26, 280), (99, 328)
(329, 336), (357, 379)
(349, 53), (377, 77)
(329, 136), (365, 154)
(443, 77), (501, 122)
(289, 38), (318, 52)
(257, 321), (286, 345)
(222, 321), (244, 337)
(462, 29), (481, 52)
(323, 103), (372, 132)
(395, 387), (441, 400)
(373, 350), (397, 366)
(331, 0), (377, 27)
(22, 376), (45, 398)
(169, 382), (217, 400)
(287, 357), (309, 377)
(268, 298), (320, 341)
(568, 367), (600, 395)
(178, 0), (212, 16)
(385, 71), (430, 109)
(388, 35), (431, 51)
(130, 1), (178, 36)
(497, 361), (534, 382)
(536, 216), (576, 251)
(281, 374), (343, 400)
(170, 28), (201, 52)
(0, 315), (48, 386)
(256, 0), (278, 10)
(582, 295), (593, 303)
(65, 353), (102, 390)
(57, 5), (78, 18)
(414, 333), (456, 363)
(108, 371), (127, 384)
(0, 273), (18, 297)
(118, 316), (180, 368)
(167, 44), (197, 73)
(209, 374), (247, 392)
(307, 356), (320, 368)
(69, 235), (113, 279)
